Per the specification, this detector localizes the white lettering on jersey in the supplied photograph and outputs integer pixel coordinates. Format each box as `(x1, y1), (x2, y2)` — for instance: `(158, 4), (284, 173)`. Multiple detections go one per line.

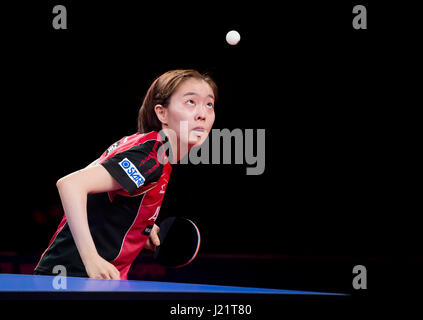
(149, 206), (160, 220)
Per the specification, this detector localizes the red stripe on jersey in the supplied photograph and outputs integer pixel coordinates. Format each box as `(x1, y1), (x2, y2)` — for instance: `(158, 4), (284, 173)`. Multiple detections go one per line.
(100, 131), (172, 279)
(111, 166), (171, 280)
(139, 139), (161, 175)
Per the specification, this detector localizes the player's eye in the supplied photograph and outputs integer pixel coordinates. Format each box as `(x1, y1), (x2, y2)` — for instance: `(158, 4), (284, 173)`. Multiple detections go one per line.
(186, 99), (195, 106)
(206, 102), (214, 109)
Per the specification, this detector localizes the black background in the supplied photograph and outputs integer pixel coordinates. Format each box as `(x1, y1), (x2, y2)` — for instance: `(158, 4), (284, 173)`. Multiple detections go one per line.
(1, 1), (421, 294)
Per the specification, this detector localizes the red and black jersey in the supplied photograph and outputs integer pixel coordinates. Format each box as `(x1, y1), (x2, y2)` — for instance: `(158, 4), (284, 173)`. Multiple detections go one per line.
(35, 131), (172, 280)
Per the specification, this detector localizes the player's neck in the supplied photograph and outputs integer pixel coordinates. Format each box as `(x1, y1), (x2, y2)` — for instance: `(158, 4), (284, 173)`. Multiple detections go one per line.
(161, 129), (191, 164)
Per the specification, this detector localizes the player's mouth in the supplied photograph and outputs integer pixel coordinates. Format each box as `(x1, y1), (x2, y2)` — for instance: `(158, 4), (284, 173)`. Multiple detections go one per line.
(192, 127), (206, 134)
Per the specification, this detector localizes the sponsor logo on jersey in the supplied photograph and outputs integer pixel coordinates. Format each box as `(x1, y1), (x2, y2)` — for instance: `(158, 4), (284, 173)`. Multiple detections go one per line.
(105, 141), (121, 156)
(142, 225), (154, 236)
(119, 158), (145, 187)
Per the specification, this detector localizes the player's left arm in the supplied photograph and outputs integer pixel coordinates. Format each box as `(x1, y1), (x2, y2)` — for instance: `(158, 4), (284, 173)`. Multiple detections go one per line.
(56, 164), (124, 279)
(61, 164), (122, 194)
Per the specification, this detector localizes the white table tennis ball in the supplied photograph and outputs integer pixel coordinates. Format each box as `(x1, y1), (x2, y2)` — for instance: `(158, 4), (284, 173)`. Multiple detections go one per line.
(226, 30), (240, 45)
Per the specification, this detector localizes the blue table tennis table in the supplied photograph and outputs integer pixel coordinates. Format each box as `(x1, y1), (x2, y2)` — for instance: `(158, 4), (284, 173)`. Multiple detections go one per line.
(0, 273), (348, 300)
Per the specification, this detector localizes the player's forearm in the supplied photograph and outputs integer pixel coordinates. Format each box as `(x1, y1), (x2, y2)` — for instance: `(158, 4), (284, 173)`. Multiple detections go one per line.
(56, 177), (99, 264)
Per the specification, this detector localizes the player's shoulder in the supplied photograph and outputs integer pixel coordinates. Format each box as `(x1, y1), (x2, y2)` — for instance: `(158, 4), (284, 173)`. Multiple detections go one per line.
(136, 131), (171, 166)
(111, 131), (170, 166)
(132, 131), (169, 162)
(136, 131), (163, 144)
(118, 131), (161, 148)
(132, 131), (167, 152)
(103, 132), (157, 157)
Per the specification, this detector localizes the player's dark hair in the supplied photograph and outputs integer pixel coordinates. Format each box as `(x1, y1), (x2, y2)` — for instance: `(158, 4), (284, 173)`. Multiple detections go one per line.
(137, 69), (218, 133)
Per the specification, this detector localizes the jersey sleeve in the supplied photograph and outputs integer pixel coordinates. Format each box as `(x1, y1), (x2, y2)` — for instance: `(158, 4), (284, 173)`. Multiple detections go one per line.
(100, 140), (163, 195)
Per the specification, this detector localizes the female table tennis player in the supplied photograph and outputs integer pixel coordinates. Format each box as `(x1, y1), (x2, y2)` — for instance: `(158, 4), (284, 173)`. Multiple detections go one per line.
(34, 69), (217, 280)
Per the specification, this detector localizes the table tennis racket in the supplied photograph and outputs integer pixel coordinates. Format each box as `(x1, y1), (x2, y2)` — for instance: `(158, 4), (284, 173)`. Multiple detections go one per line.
(153, 217), (201, 268)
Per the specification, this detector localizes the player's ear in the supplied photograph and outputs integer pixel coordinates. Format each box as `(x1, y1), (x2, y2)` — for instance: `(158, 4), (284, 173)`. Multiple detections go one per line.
(154, 104), (168, 127)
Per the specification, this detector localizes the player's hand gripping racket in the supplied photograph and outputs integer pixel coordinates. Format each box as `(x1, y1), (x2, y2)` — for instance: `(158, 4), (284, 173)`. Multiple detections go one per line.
(153, 217), (201, 268)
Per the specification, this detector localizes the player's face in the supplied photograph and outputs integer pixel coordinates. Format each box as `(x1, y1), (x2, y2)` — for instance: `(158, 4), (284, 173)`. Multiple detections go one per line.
(166, 78), (215, 148)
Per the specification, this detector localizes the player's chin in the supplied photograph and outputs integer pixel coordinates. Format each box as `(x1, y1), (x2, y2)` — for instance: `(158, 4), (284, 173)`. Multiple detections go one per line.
(189, 132), (208, 147)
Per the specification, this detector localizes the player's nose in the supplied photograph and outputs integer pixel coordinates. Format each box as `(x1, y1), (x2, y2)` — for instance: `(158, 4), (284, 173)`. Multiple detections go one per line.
(194, 104), (207, 121)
